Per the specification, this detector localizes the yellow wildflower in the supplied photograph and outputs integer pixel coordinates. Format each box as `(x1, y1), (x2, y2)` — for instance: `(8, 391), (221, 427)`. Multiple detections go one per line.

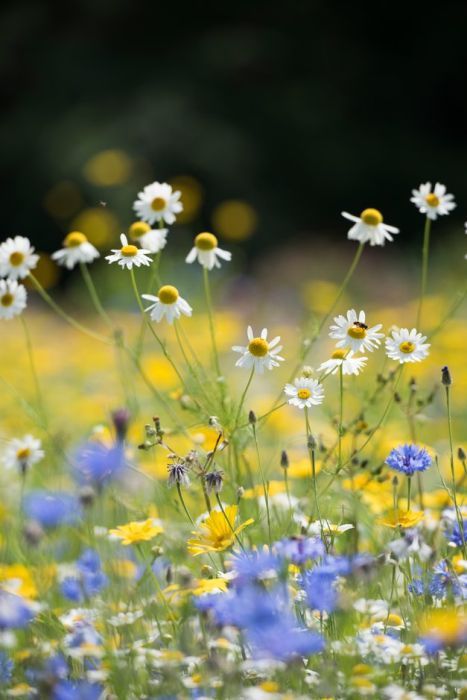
(109, 518), (163, 545)
(0, 564), (37, 599)
(243, 481), (285, 499)
(187, 505), (253, 555)
(379, 510), (424, 529)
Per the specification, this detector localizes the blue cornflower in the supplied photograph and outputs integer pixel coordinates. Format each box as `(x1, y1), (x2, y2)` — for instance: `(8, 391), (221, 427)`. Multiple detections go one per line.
(408, 578), (426, 596)
(0, 591), (35, 629)
(247, 615), (324, 661)
(0, 651), (13, 684)
(449, 520), (467, 547)
(52, 680), (103, 700)
(24, 491), (82, 528)
(275, 536), (325, 565)
(73, 442), (124, 488)
(229, 549), (282, 586)
(303, 568), (339, 613)
(385, 444), (432, 476)
(428, 560), (467, 599)
(61, 549), (108, 602)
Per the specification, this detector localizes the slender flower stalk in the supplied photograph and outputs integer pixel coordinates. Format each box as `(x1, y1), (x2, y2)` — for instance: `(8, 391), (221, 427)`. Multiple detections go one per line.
(20, 315), (47, 428)
(444, 375), (466, 554)
(203, 267), (222, 380)
(416, 216), (432, 328)
(233, 367), (255, 430)
(338, 363), (344, 471)
(251, 420), (271, 545)
(305, 407), (324, 537)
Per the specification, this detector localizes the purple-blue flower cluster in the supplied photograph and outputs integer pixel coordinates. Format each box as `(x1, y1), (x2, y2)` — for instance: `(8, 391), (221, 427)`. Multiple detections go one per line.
(61, 549), (108, 602)
(385, 444), (432, 476)
(72, 442), (124, 488)
(24, 491), (82, 528)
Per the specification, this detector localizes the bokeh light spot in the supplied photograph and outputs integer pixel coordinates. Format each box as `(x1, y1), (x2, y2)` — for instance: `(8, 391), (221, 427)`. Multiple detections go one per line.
(211, 200), (257, 241)
(70, 208), (119, 248)
(83, 149), (132, 187)
(43, 181), (83, 219)
(168, 176), (203, 224)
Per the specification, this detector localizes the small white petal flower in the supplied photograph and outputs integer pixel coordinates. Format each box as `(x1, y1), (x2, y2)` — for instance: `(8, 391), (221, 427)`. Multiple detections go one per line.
(105, 234), (152, 269)
(51, 232), (100, 270)
(341, 209), (399, 246)
(411, 182), (456, 220)
(142, 285), (192, 324)
(128, 221), (168, 254)
(385, 327), (430, 363)
(318, 349), (367, 376)
(185, 232), (231, 270)
(133, 181), (183, 225)
(329, 309), (384, 353)
(232, 326), (284, 373)
(0, 236), (39, 279)
(3, 435), (44, 473)
(283, 377), (324, 409)
(0, 279), (27, 320)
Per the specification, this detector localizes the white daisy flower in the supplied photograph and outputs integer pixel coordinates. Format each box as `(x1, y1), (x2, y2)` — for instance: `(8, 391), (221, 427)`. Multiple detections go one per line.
(105, 234), (152, 270)
(284, 377), (324, 409)
(0, 279), (27, 320)
(3, 435), (44, 473)
(232, 326), (284, 373)
(410, 182), (456, 220)
(51, 231), (100, 270)
(385, 327), (430, 364)
(142, 285), (192, 324)
(329, 309), (384, 353)
(185, 232), (232, 270)
(318, 349), (367, 376)
(133, 181), (183, 225)
(341, 209), (399, 246)
(0, 236), (39, 279)
(128, 221), (168, 254)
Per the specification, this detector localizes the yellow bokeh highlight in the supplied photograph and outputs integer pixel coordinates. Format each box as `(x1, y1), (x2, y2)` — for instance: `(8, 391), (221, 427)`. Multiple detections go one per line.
(83, 149), (132, 186)
(26, 253), (60, 289)
(302, 279), (342, 314)
(212, 200), (257, 241)
(43, 181), (83, 219)
(70, 207), (119, 248)
(168, 176), (203, 224)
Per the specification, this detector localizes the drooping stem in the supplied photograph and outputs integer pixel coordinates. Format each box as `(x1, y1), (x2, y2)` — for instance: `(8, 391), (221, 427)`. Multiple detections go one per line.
(416, 216), (432, 328)
(135, 251), (162, 359)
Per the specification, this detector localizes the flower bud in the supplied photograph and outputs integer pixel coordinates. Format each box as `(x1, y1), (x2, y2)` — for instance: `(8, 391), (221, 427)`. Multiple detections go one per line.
(248, 410), (257, 425)
(280, 450), (289, 469)
(458, 447), (466, 461)
(441, 366), (452, 386)
(111, 408), (130, 442)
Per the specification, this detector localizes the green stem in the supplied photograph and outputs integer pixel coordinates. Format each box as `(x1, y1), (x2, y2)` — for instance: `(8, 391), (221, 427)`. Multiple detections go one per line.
(233, 367), (255, 431)
(203, 267), (222, 380)
(79, 262), (113, 327)
(445, 385), (466, 555)
(416, 216), (432, 328)
(135, 252), (162, 359)
(305, 407), (324, 537)
(28, 272), (110, 344)
(338, 363), (344, 471)
(20, 315), (47, 428)
(252, 423), (271, 545)
(407, 476), (412, 511)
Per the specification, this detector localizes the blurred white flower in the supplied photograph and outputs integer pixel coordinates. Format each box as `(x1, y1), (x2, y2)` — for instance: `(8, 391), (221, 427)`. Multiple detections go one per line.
(133, 181), (183, 225)
(52, 232), (99, 270)
(318, 349), (367, 376)
(106, 234), (152, 269)
(186, 232), (231, 270)
(142, 285), (192, 324)
(232, 326), (284, 373)
(3, 435), (44, 473)
(385, 327), (430, 363)
(329, 309), (384, 353)
(411, 182), (456, 220)
(0, 279), (27, 320)
(0, 236), (39, 279)
(341, 209), (399, 246)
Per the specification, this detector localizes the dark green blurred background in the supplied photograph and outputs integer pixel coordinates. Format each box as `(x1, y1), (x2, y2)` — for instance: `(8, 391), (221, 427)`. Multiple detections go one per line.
(2, 0), (467, 269)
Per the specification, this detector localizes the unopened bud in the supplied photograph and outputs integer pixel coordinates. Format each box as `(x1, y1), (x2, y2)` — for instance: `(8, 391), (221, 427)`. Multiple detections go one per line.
(111, 408), (130, 442)
(23, 520), (44, 547)
(458, 447), (466, 461)
(301, 366), (314, 378)
(392, 475), (399, 487)
(280, 450), (289, 469)
(151, 545), (163, 558)
(78, 485), (96, 508)
(201, 565), (214, 578)
(307, 434), (317, 450)
(248, 410), (256, 425)
(441, 366), (452, 387)
(236, 486), (245, 500)
(394, 392), (401, 403)
(409, 377), (417, 393)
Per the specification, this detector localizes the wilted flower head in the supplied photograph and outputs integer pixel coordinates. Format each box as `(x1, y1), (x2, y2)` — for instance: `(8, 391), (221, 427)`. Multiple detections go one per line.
(167, 459), (191, 488)
(204, 469), (224, 494)
(385, 444), (432, 477)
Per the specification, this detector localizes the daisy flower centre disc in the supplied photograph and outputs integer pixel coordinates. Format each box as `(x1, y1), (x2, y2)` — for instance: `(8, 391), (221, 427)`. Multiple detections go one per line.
(151, 196), (166, 212)
(347, 323), (367, 340)
(17, 447), (31, 460)
(425, 193), (440, 208)
(9, 251), (25, 266)
(248, 337), (269, 357)
(195, 232), (218, 251)
(129, 222), (150, 239)
(158, 285), (179, 304)
(331, 349), (347, 359)
(297, 388), (311, 400)
(1, 293), (14, 307)
(360, 208), (383, 226)
(399, 340), (415, 354)
(121, 244), (138, 257)
(64, 232), (87, 248)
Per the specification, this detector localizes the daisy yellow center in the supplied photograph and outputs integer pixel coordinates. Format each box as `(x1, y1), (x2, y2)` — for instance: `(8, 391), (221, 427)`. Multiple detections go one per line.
(10, 251), (24, 266)
(360, 208), (383, 226)
(248, 337), (269, 357)
(297, 388), (311, 400)
(399, 341), (415, 354)
(64, 232), (87, 248)
(158, 285), (179, 304)
(1, 293), (14, 307)
(347, 324), (366, 339)
(195, 232), (218, 251)
(129, 221), (150, 239)
(121, 244), (138, 257)
(16, 447), (30, 460)
(151, 197), (166, 212)
(331, 349), (347, 360)
(425, 193), (440, 207)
